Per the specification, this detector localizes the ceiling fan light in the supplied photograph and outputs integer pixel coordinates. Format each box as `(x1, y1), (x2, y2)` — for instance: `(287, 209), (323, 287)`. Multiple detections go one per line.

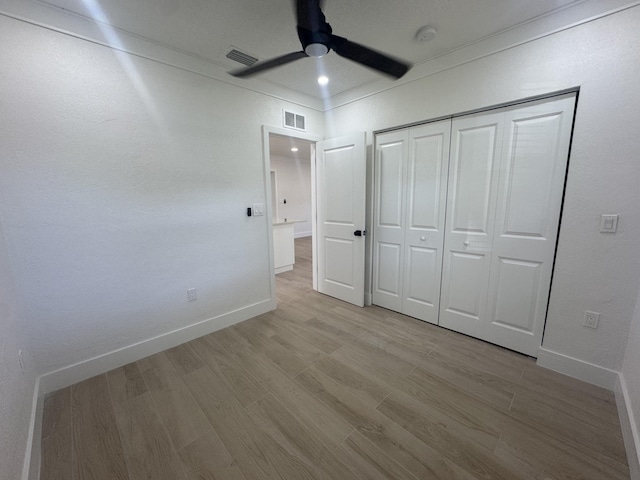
(305, 43), (329, 57)
(317, 75), (329, 86)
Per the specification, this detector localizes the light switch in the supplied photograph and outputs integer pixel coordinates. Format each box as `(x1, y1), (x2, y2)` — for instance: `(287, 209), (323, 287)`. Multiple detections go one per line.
(600, 214), (618, 233)
(252, 203), (265, 216)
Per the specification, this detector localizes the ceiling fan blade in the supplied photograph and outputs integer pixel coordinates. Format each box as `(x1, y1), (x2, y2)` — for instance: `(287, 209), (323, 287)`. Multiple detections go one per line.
(229, 51), (308, 78)
(329, 35), (411, 79)
(295, 0), (325, 31)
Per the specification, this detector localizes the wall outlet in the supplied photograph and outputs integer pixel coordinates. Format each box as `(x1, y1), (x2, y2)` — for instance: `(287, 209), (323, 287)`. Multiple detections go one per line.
(187, 288), (197, 302)
(583, 311), (600, 329)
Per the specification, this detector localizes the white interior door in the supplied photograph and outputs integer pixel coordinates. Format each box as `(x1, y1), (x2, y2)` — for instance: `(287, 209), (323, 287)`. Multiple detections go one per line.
(316, 133), (366, 307)
(373, 121), (450, 324)
(440, 94), (575, 355)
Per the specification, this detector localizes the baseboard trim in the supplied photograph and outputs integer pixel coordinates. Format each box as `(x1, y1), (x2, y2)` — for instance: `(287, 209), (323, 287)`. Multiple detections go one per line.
(536, 347), (618, 390)
(38, 299), (273, 395)
(294, 231), (312, 239)
(22, 376), (43, 480)
(616, 374), (640, 479)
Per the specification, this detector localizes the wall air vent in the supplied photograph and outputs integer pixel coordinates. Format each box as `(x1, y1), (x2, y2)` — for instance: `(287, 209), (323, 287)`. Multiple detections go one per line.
(283, 110), (306, 131)
(226, 48), (258, 67)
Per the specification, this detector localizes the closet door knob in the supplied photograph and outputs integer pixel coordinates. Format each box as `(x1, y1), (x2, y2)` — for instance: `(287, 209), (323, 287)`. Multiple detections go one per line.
(463, 240), (470, 246)
(420, 236), (426, 241)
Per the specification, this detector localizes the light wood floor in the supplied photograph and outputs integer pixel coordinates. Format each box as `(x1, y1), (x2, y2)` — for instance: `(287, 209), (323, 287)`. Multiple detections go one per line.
(41, 236), (630, 479)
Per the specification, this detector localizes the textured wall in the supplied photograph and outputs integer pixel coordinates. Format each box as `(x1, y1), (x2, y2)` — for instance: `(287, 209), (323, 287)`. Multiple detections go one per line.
(270, 154), (313, 237)
(0, 14), (323, 373)
(0, 219), (37, 480)
(326, 6), (640, 372)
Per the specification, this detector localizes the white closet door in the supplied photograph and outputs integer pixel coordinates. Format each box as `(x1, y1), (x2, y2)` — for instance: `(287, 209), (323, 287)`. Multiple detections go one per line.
(439, 111), (505, 338)
(401, 122), (450, 323)
(440, 94), (575, 355)
(484, 96), (575, 356)
(373, 120), (450, 323)
(373, 129), (407, 312)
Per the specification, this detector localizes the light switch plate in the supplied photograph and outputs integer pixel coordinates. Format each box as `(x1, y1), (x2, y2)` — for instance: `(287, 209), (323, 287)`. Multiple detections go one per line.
(600, 214), (618, 233)
(252, 203), (265, 216)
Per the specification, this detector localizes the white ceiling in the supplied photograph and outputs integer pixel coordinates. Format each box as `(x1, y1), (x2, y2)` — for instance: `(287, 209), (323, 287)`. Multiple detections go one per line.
(36, 0), (582, 100)
(269, 134), (313, 160)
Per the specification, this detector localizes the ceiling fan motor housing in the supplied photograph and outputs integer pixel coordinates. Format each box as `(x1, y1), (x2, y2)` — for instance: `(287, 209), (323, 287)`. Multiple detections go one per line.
(297, 25), (332, 57)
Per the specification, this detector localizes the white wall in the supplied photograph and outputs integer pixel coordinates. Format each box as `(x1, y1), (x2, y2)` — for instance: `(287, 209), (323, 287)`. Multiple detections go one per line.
(326, 6), (640, 376)
(0, 13), (323, 379)
(270, 154), (313, 237)
(0, 218), (38, 480)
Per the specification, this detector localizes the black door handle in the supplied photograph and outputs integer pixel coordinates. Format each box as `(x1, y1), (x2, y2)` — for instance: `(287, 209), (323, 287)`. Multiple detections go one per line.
(354, 229), (367, 237)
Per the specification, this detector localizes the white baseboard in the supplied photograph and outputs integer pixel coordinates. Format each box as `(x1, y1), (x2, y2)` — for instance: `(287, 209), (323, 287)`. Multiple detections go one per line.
(616, 374), (640, 479)
(38, 299), (274, 395)
(294, 231), (312, 239)
(22, 377), (43, 480)
(536, 347), (618, 390)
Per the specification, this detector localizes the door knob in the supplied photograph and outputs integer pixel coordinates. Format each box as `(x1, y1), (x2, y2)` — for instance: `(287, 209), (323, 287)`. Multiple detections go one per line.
(420, 236), (426, 241)
(463, 240), (470, 246)
(354, 229), (367, 237)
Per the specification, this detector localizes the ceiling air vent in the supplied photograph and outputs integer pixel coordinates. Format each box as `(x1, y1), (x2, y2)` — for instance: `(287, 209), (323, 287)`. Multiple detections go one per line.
(226, 48), (258, 67)
(283, 110), (306, 131)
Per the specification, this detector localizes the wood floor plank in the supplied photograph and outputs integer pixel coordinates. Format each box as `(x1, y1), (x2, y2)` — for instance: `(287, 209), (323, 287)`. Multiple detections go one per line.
(295, 365), (478, 480)
(215, 337), (354, 445)
(378, 390), (501, 450)
(270, 308), (342, 353)
(165, 342), (205, 375)
(496, 417), (631, 480)
(377, 392), (519, 479)
(138, 352), (211, 450)
(40, 427), (72, 480)
(183, 365), (316, 480)
(113, 392), (188, 480)
(508, 389), (628, 467)
(189, 334), (268, 408)
(106, 361), (148, 404)
(339, 430), (419, 480)
(71, 375), (129, 480)
(269, 327), (328, 366)
(229, 321), (310, 377)
(179, 430), (247, 480)
(246, 393), (361, 480)
(420, 347), (516, 409)
(42, 387), (71, 439)
(313, 356), (389, 408)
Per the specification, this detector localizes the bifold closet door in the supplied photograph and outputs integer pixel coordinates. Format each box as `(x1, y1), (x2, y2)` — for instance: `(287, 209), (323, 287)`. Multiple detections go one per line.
(373, 121), (450, 324)
(439, 95), (575, 356)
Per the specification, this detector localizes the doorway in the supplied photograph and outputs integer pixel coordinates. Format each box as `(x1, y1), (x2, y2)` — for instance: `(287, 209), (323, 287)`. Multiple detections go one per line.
(263, 127), (320, 303)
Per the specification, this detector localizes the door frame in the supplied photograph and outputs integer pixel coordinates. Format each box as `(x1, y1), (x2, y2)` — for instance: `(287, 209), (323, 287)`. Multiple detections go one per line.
(262, 125), (322, 306)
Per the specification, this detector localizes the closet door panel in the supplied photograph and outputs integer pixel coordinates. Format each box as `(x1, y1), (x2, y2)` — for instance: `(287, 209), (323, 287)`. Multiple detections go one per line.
(486, 95), (575, 356)
(440, 111), (504, 334)
(373, 130), (407, 311)
(402, 121), (450, 323)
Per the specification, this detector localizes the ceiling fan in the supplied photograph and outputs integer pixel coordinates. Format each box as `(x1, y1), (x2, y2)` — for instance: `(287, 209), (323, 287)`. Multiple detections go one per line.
(230, 0), (411, 79)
